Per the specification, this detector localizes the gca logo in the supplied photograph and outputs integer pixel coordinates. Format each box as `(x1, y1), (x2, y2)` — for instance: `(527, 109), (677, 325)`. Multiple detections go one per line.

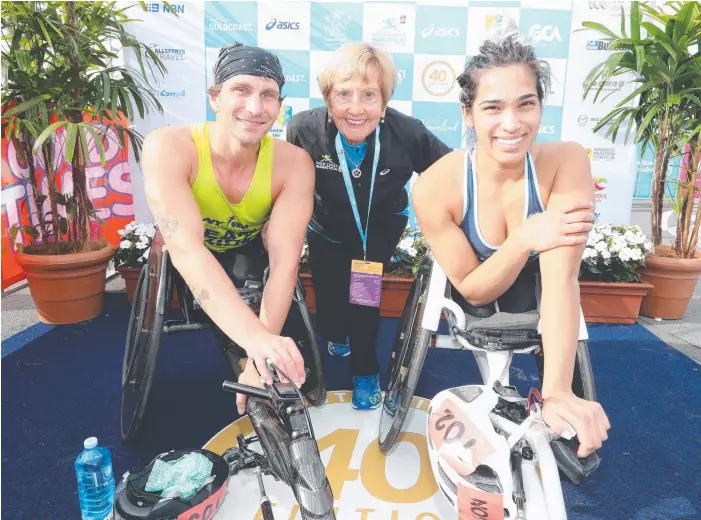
(265, 18), (300, 31)
(421, 24), (460, 38)
(529, 24), (562, 42)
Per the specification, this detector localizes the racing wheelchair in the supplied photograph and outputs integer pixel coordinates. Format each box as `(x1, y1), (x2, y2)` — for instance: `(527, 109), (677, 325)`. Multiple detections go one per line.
(378, 252), (599, 519)
(113, 361), (335, 520)
(121, 232), (327, 442)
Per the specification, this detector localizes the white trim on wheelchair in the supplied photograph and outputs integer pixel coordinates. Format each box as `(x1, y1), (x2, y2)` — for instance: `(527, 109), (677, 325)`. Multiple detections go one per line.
(414, 253), (595, 520)
(420, 253), (588, 388)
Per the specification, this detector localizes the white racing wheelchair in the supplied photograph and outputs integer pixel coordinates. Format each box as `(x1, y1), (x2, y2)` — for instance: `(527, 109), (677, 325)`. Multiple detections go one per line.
(378, 252), (599, 520)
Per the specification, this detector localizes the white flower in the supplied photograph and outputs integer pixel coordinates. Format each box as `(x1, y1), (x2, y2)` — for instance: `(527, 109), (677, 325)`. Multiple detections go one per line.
(137, 239), (149, 250)
(140, 247), (150, 261)
(630, 248), (642, 261)
(120, 240), (132, 249)
(407, 246), (418, 257)
(587, 231), (604, 245)
(601, 249), (611, 260)
(582, 247), (596, 260)
(118, 229), (125, 236)
(623, 230), (638, 244)
(612, 236), (627, 252)
(643, 240), (653, 252)
(595, 241), (608, 252)
(125, 222), (137, 231)
(399, 237), (414, 251)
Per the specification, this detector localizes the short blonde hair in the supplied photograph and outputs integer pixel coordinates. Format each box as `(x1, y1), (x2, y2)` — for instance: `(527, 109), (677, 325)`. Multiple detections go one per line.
(318, 43), (397, 107)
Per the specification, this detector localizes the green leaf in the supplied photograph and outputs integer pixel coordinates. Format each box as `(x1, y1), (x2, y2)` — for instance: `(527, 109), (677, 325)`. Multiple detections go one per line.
(37, 19), (53, 48)
(581, 21), (619, 40)
(55, 192), (67, 206)
(78, 125), (90, 167)
(64, 123), (78, 164)
(631, 1), (641, 41)
(636, 104), (663, 142)
(102, 72), (111, 109)
(641, 22), (679, 61)
(3, 95), (47, 117)
(582, 62), (606, 99)
(111, 89), (118, 117)
(58, 216), (68, 235)
(9, 224), (19, 243)
(635, 45), (645, 73)
(32, 121), (68, 155)
(84, 125), (107, 166)
(24, 226), (39, 239)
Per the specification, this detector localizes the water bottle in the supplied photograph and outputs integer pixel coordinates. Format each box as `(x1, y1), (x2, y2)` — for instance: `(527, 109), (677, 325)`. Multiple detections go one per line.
(75, 437), (115, 520)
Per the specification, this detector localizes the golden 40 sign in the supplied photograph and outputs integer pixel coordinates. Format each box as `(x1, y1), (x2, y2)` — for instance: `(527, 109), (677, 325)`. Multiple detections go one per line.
(205, 391), (454, 519)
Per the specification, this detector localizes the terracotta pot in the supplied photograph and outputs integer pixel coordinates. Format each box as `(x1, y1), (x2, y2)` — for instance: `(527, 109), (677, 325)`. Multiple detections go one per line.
(117, 265), (141, 303)
(16, 243), (115, 324)
(639, 252), (701, 319)
(116, 265), (180, 308)
(379, 275), (415, 317)
(578, 280), (654, 324)
(300, 272), (414, 317)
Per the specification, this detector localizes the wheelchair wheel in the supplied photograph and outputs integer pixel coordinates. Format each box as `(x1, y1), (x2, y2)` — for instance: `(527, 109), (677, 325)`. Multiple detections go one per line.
(534, 340), (597, 401)
(290, 279), (327, 407)
(121, 259), (168, 441)
(122, 264), (147, 387)
(378, 264), (432, 452)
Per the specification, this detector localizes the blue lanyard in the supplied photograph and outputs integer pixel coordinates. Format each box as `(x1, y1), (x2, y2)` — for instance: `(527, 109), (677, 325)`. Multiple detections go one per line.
(335, 125), (381, 261)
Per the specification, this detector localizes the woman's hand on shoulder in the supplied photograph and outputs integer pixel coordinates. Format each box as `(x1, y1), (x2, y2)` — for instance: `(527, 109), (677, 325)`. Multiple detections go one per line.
(517, 201), (595, 253)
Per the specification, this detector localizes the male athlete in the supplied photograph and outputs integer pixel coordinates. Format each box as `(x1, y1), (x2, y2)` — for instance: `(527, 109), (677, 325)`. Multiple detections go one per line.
(141, 43), (314, 413)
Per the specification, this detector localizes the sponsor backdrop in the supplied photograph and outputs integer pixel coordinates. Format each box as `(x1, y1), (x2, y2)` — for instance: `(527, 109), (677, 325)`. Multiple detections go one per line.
(1, 1), (644, 288)
(124, 0), (641, 228)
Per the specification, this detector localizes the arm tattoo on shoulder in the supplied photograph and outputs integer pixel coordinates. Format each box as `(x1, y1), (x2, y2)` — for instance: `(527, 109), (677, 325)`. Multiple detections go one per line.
(155, 213), (179, 240)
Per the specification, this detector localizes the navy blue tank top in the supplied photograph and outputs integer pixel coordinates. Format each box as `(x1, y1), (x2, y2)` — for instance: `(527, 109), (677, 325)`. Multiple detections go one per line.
(453, 149), (545, 317)
(459, 149), (545, 262)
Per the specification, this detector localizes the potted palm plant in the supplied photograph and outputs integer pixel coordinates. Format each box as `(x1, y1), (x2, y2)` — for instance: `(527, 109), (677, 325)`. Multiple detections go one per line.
(1, 1), (165, 323)
(582, 0), (701, 319)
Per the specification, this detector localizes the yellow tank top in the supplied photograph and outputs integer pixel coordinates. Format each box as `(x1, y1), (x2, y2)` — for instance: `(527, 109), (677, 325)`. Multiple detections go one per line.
(190, 123), (273, 252)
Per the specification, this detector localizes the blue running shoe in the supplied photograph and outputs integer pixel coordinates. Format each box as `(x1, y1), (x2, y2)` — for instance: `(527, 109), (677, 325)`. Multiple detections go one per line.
(328, 337), (350, 357)
(352, 375), (382, 410)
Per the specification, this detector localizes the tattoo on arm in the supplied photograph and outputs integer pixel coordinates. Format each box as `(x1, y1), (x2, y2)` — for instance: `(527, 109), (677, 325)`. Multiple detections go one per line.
(155, 214), (179, 240)
(192, 287), (210, 310)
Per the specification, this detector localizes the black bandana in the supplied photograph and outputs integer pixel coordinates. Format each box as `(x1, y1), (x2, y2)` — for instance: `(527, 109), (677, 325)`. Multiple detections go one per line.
(212, 43), (285, 92)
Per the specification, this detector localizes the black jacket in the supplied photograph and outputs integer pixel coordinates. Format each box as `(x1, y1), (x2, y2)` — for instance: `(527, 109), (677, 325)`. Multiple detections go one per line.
(286, 106), (452, 244)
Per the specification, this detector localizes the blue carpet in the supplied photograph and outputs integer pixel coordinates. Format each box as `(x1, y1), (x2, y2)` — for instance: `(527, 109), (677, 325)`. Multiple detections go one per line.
(2, 292), (700, 520)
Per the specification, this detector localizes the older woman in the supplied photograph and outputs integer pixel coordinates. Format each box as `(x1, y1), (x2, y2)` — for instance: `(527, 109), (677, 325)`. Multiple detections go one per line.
(286, 42), (451, 410)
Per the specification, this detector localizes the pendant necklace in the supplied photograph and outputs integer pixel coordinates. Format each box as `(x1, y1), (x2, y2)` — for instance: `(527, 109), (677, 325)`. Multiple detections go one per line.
(346, 154), (364, 178)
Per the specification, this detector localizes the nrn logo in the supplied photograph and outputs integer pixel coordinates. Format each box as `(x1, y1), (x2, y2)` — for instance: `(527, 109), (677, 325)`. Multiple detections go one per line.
(529, 24), (562, 42)
(538, 125), (556, 135)
(420, 24), (460, 38)
(586, 40), (610, 51)
(145, 3), (184, 14)
(265, 18), (300, 31)
(593, 177), (608, 191)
